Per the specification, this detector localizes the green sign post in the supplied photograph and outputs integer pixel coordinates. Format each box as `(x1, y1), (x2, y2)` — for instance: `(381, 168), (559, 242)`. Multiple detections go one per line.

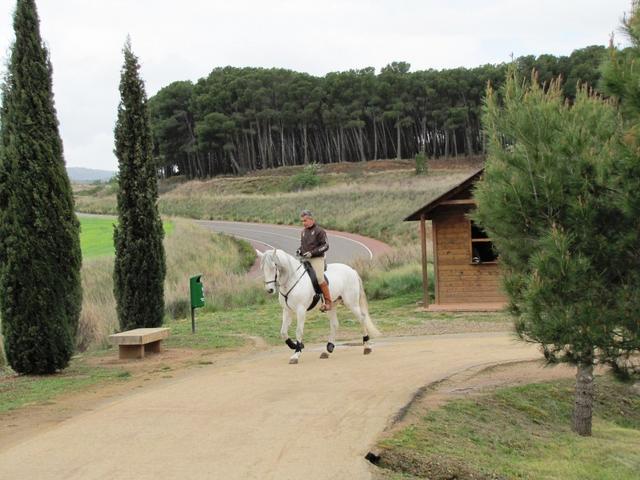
(189, 274), (205, 333)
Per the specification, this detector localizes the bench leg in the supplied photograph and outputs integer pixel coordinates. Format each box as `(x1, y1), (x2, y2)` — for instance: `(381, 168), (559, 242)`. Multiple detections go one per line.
(119, 344), (145, 360)
(145, 340), (162, 354)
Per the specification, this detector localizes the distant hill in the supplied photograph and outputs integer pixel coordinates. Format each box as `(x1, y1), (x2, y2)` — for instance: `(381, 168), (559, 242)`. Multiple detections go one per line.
(67, 167), (116, 183)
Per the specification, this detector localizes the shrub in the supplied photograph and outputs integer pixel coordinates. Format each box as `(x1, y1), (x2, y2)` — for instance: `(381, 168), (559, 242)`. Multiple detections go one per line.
(289, 164), (321, 190)
(415, 151), (428, 175)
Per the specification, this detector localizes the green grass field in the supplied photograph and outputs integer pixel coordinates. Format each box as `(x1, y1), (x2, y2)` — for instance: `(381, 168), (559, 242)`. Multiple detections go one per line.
(79, 215), (175, 259)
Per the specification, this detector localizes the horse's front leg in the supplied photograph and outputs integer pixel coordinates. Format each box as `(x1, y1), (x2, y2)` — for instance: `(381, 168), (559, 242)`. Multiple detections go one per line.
(289, 307), (307, 365)
(281, 308), (293, 344)
(320, 309), (338, 359)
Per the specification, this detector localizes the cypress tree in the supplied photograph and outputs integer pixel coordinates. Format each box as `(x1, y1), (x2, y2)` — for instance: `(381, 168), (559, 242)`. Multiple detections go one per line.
(474, 70), (635, 436)
(113, 39), (166, 331)
(0, 0), (82, 374)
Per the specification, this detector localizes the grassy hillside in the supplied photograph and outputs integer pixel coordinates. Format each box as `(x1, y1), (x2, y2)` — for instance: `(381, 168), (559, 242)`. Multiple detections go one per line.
(74, 159), (481, 245)
(377, 374), (640, 480)
(78, 218), (255, 350)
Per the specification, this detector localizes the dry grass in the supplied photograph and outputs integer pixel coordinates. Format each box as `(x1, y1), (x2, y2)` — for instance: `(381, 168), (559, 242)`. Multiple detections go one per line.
(75, 168), (475, 245)
(77, 219), (257, 351)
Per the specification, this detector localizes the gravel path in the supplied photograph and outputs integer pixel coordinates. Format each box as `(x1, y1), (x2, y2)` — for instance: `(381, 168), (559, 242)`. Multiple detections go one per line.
(0, 333), (540, 480)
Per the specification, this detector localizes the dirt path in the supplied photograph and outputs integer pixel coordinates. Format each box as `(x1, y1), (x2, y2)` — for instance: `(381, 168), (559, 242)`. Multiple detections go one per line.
(0, 333), (541, 479)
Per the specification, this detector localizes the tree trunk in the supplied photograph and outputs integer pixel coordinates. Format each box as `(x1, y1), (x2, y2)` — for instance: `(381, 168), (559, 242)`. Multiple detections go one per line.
(382, 121), (388, 159)
(453, 130), (459, 157)
(229, 150), (242, 175)
(572, 361), (594, 436)
(280, 123), (286, 166)
(444, 130), (450, 159)
(268, 121), (275, 168)
(432, 126), (438, 158)
(291, 131), (297, 165)
(303, 123), (309, 164)
(465, 125), (473, 156)
(373, 118), (378, 160)
(396, 117), (401, 160)
(255, 119), (266, 169)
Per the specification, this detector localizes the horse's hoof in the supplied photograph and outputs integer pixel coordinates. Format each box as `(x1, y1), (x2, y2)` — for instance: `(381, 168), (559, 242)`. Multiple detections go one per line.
(320, 352), (329, 359)
(364, 347), (372, 355)
(289, 358), (299, 364)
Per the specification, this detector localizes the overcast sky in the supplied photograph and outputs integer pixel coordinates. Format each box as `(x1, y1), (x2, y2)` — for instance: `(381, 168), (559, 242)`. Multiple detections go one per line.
(0, 0), (632, 171)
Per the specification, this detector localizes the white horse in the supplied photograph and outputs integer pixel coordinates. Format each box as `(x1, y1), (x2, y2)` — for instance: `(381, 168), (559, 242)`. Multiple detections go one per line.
(257, 249), (380, 364)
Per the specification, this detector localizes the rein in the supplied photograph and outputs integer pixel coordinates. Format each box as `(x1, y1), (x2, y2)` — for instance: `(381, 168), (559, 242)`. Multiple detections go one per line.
(278, 265), (305, 308)
(265, 250), (307, 309)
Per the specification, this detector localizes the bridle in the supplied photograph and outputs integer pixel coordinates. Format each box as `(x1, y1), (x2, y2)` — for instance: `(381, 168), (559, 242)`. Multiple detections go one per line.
(263, 249), (305, 308)
(264, 249), (280, 287)
(265, 271), (278, 287)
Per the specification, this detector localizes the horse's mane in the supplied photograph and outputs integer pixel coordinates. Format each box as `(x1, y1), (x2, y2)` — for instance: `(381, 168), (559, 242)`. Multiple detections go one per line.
(262, 249), (300, 280)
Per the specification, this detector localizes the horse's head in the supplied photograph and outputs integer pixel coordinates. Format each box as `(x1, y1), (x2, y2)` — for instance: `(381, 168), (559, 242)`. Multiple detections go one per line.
(257, 250), (279, 294)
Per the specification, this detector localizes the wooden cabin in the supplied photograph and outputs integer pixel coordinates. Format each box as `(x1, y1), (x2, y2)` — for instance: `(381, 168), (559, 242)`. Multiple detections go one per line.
(405, 168), (507, 311)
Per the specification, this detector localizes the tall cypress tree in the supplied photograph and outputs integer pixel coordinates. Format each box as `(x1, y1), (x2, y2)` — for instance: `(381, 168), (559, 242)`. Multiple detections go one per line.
(0, 0), (82, 374)
(113, 39), (166, 331)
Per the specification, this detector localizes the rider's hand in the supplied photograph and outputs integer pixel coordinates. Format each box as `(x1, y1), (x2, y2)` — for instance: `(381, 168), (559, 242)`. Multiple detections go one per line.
(303, 252), (312, 259)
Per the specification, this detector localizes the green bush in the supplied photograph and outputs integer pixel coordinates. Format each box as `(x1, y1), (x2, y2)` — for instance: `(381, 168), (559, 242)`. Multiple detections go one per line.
(365, 264), (429, 300)
(289, 164), (321, 190)
(415, 151), (428, 175)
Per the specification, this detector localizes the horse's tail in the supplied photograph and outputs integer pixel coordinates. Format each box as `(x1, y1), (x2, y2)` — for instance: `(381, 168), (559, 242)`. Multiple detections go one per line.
(358, 275), (381, 338)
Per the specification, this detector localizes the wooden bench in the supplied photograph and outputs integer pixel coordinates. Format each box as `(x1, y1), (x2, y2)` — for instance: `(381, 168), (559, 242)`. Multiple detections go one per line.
(109, 328), (170, 360)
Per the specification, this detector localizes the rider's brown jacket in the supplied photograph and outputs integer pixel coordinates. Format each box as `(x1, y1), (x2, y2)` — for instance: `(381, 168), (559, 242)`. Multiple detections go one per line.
(300, 224), (329, 258)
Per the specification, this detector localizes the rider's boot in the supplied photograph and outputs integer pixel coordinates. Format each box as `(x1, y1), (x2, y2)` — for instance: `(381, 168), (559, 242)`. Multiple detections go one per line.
(319, 282), (332, 312)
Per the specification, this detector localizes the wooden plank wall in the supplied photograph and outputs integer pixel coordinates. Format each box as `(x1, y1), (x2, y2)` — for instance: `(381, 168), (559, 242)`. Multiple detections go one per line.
(433, 208), (507, 305)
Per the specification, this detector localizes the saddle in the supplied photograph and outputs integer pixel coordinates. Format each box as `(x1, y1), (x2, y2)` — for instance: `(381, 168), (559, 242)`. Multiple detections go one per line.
(302, 260), (328, 311)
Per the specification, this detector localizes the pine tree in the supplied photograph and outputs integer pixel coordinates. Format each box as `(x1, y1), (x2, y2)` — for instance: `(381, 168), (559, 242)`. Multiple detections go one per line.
(598, 2), (640, 378)
(474, 70), (636, 436)
(113, 39), (166, 331)
(0, 0), (82, 374)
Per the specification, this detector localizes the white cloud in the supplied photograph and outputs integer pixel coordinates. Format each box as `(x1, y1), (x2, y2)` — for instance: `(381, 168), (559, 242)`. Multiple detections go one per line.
(0, 0), (632, 170)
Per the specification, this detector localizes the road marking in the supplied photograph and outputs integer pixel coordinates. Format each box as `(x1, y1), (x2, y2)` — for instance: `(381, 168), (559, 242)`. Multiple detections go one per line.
(327, 233), (373, 260)
(205, 230), (276, 252)
(209, 226), (299, 242)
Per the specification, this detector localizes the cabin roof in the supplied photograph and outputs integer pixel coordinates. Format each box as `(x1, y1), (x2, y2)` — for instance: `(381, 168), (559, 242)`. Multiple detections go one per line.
(404, 167), (484, 221)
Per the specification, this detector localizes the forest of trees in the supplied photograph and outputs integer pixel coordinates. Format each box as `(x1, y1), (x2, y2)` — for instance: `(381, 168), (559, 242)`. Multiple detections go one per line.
(148, 46), (607, 178)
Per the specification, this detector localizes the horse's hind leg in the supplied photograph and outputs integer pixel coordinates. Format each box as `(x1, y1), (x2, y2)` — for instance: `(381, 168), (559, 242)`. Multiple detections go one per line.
(320, 309), (338, 359)
(344, 300), (373, 355)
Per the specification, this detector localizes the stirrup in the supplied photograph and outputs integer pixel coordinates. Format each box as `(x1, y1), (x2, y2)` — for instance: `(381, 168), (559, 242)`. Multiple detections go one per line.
(320, 302), (332, 312)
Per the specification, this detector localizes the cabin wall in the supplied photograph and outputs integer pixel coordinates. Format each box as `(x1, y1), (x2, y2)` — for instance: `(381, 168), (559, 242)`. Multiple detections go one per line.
(432, 207), (506, 305)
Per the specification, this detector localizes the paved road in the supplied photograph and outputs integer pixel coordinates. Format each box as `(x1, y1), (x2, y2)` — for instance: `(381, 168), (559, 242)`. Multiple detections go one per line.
(0, 333), (539, 480)
(196, 220), (390, 265)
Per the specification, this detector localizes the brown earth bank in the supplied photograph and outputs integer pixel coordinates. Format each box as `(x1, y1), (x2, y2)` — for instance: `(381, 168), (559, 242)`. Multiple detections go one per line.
(242, 157), (485, 177)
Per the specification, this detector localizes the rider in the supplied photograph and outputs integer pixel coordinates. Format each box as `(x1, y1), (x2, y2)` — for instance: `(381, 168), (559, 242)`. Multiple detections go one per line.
(296, 209), (332, 311)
